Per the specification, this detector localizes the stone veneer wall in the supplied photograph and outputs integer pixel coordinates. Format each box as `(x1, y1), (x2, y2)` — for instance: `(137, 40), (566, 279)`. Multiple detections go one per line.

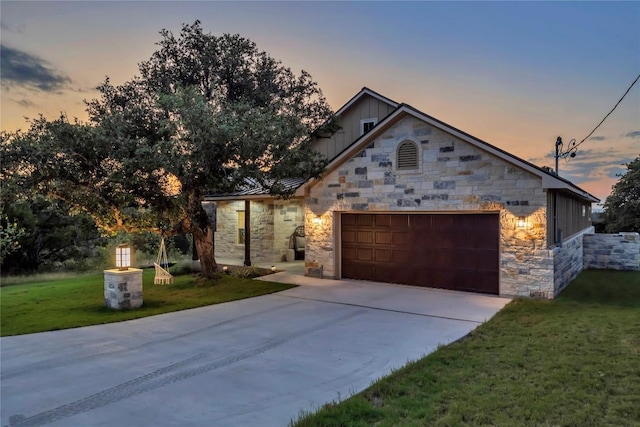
(273, 200), (305, 262)
(583, 232), (640, 271)
(305, 115), (551, 297)
(214, 199), (304, 263)
(552, 227), (593, 298)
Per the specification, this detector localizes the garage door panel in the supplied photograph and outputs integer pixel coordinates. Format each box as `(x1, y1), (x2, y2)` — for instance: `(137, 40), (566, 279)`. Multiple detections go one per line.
(342, 262), (373, 281)
(391, 249), (411, 264)
(341, 213), (499, 294)
(374, 249), (392, 263)
(342, 214), (357, 226)
(342, 246), (357, 261)
(375, 231), (392, 245)
(357, 248), (373, 261)
(392, 232), (410, 245)
(357, 215), (374, 226)
(342, 230), (357, 243)
(477, 250), (499, 270)
(357, 231), (373, 244)
(374, 215), (391, 227)
(390, 215), (409, 228)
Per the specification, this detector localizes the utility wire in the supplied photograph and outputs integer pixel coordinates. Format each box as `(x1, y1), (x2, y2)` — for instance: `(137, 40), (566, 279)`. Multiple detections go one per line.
(574, 73), (640, 150)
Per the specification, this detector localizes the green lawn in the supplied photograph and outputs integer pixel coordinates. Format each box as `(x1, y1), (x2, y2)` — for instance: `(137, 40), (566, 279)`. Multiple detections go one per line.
(0, 269), (294, 336)
(293, 270), (640, 427)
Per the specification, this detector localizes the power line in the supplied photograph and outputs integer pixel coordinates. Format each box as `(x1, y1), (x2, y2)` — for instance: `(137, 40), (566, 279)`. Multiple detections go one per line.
(574, 73), (640, 149)
(554, 73), (639, 173)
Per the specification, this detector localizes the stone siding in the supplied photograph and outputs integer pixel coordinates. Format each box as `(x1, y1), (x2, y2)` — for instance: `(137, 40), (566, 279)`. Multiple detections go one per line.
(104, 269), (143, 310)
(214, 199), (304, 263)
(552, 227), (593, 298)
(306, 115), (551, 297)
(273, 200), (305, 261)
(583, 232), (640, 271)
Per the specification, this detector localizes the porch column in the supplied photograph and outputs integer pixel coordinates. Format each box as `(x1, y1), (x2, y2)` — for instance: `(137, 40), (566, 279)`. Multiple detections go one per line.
(244, 200), (251, 266)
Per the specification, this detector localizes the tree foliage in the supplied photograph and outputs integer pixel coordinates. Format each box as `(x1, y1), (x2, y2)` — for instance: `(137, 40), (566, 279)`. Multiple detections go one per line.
(0, 21), (334, 277)
(1, 197), (106, 274)
(602, 155), (640, 233)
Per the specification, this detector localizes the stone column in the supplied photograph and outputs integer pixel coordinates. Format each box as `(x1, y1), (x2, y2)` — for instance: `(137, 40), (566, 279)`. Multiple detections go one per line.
(104, 269), (143, 310)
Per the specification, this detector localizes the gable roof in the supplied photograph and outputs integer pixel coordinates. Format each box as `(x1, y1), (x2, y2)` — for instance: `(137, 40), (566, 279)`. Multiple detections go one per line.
(297, 102), (599, 203)
(206, 88), (598, 203)
(333, 87), (399, 117)
(205, 87), (398, 201)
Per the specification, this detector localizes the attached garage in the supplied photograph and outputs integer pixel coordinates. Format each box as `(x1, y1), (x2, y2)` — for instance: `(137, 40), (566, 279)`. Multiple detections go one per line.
(341, 213), (499, 294)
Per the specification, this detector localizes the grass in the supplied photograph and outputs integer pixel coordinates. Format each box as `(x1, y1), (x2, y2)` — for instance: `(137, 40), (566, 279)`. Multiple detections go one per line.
(293, 270), (640, 427)
(0, 269), (294, 336)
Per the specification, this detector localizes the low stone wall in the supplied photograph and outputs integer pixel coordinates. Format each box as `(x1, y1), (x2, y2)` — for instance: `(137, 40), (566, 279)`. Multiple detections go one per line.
(583, 232), (640, 271)
(552, 228), (593, 297)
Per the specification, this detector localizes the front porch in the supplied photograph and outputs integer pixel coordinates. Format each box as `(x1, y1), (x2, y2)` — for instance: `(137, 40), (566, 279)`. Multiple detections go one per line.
(204, 198), (307, 266)
(214, 257), (305, 276)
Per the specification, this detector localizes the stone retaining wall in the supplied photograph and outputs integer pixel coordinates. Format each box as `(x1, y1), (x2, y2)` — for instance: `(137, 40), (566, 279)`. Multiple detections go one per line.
(583, 232), (640, 270)
(551, 228), (593, 297)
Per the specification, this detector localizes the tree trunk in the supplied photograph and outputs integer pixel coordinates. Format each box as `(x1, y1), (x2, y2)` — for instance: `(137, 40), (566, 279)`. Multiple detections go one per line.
(193, 225), (217, 278)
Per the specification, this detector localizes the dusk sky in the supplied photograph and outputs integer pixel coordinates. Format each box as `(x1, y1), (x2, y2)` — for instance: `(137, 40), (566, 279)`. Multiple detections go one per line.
(1, 1), (638, 204)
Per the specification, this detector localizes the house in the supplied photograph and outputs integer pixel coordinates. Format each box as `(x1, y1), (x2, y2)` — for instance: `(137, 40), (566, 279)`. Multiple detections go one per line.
(205, 88), (600, 299)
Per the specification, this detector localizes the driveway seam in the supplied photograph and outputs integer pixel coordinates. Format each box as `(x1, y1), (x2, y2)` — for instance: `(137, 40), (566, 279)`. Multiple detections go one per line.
(276, 294), (483, 324)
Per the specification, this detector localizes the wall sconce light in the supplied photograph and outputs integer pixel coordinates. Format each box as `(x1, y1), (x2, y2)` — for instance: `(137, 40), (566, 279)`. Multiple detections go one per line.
(115, 244), (131, 270)
(222, 265), (229, 274)
(516, 216), (527, 229)
(312, 216), (322, 225)
(271, 265), (276, 273)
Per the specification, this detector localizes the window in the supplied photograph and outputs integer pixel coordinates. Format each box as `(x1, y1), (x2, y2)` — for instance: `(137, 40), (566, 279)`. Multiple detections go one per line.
(582, 206), (586, 217)
(360, 118), (377, 135)
(237, 211), (245, 244)
(397, 140), (419, 170)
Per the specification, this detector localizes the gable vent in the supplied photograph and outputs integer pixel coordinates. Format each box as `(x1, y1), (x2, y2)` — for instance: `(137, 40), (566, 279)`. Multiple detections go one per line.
(397, 141), (419, 170)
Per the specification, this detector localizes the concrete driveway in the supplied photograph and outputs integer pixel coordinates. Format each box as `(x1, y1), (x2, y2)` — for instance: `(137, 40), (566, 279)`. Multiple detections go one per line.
(1, 274), (510, 427)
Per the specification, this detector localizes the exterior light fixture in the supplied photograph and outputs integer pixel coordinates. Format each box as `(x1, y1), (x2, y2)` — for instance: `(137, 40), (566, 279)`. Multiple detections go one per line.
(115, 244), (131, 270)
(312, 216), (322, 225)
(516, 216), (527, 229)
(222, 265), (229, 274)
(271, 265), (276, 273)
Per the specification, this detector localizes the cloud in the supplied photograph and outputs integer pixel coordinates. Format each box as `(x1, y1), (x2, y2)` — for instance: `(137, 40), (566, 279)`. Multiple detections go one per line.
(12, 98), (37, 108)
(0, 44), (71, 92)
(0, 22), (25, 33)
(589, 136), (606, 141)
(624, 130), (640, 139)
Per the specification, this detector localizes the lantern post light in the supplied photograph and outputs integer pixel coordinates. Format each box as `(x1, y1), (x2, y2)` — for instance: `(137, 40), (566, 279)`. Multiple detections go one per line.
(115, 244), (131, 270)
(104, 243), (143, 310)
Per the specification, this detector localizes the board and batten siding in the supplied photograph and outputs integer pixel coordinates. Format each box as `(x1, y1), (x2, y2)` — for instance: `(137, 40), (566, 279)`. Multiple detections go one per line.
(547, 190), (593, 246)
(311, 94), (396, 161)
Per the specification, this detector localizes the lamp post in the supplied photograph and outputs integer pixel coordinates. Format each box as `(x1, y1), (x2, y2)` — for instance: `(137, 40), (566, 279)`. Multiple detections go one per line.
(104, 243), (143, 310)
(115, 244), (131, 270)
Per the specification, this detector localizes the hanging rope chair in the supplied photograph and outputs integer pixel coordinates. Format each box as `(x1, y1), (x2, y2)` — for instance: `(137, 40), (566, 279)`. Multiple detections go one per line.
(154, 237), (174, 285)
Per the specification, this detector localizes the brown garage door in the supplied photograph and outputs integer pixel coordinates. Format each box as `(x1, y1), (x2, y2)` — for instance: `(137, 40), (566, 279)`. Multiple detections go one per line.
(341, 213), (499, 294)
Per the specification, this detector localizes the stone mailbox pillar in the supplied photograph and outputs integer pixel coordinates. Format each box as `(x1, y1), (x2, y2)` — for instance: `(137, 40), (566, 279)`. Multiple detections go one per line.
(103, 268), (143, 310)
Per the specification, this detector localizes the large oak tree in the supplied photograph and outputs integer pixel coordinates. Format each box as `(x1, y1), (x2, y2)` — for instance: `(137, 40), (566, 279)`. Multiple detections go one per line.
(1, 22), (332, 277)
(602, 155), (640, 233)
